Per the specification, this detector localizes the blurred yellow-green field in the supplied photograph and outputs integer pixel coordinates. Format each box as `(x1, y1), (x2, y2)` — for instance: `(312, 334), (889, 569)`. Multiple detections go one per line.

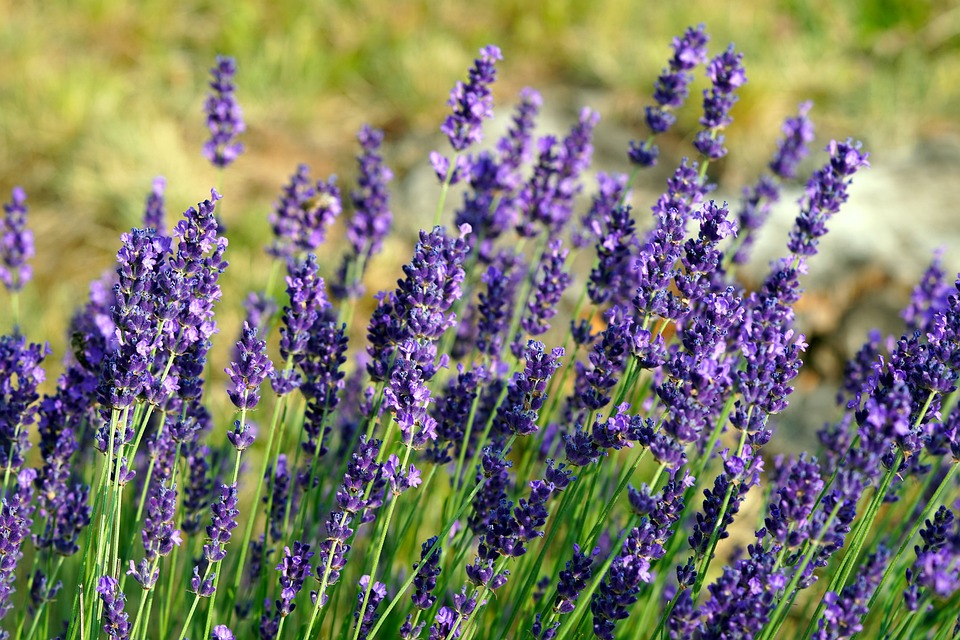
(1, 0), (959, 367)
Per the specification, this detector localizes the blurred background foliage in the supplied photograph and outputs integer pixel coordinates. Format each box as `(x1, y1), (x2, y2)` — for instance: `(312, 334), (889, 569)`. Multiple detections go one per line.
(1, 0), (958, 367)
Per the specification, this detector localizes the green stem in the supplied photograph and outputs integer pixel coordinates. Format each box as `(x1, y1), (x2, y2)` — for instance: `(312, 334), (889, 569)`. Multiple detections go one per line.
(433, 153), (460, 226)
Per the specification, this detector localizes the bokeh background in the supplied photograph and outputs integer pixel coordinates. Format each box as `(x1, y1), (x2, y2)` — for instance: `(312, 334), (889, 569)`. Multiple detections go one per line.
(2, 0), (959, 445)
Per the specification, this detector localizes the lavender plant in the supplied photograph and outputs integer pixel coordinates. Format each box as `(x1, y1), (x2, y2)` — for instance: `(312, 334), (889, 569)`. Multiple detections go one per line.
(1, 30), (959, 640)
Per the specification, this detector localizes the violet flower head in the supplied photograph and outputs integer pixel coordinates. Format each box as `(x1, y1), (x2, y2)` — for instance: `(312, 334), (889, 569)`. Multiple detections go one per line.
(630, 24), (710, 167)
(770, 101), (815, 180)
(211, 626), (236, 640)
(0, 471), (36, 626)
(273, 254), (329, 394)
(903, 249), (951, 335)
(226, 321), (274, 410)
(347, 125), (394, 259)
(440, 45), (502, 153)
(476, 264), (516, 357)
(787, 139), (869, 257)
(268, 166), (342, 260)
(693, 45), (747, 160)
(384, 354), (438, 450)
(0, 187), (33, 293)
(141, 482), (181, 562)
(698, 544), (785, 638)
(369, 225), (470, 380)
(813, 546), (888, 640)
(0, 335), (48, 470)
(354, 575), (388, 639)
(553, 543), (599, 614)
(97, 576), (131, 639)
(412, 536), (442, 610)
(203, 55), (245, 168)
(275, 541), (314, 617)
(203, 483), (240, 563)
(143, 176), (167, 233)
(517, 239), (571, 347)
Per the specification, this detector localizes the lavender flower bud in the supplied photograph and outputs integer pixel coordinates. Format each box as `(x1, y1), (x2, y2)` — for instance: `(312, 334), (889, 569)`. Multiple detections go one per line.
(439, 45), (502, 153)
(143, 176), (167, 233)
(693, 45), (747, 160)
(554, 544), (599, 614)
(787, 139), (869, 257)
(212, 625), (236, 640)
(96, 576), (131, 639)
(412, 536), (442, 610)
(203, 483), (240, 563)
(203, 55), (245, 168)
(630, 24), (710, 167)
(226, 321), (273, 410)
(275, 541), (314, 617)
(0, 187), (33, 293)
(354, 576), (388, 639)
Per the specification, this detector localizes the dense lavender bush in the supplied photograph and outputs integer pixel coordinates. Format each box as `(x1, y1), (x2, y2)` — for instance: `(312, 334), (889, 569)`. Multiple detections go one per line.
(2, 28), (959, 640)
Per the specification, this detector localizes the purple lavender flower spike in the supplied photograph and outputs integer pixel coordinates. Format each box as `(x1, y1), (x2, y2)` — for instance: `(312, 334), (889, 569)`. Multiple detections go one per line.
(226, 321), (274, 410)
(0, 336), (47, 471)
(697, 539), (785, 639)
(693, 45), (747, 161)
(787, 139), (869, 257)
(732, 102), (815, 265)
(266, 454), (291, 542)
(516, 108), (598, 238)
(203, 55), (245, 168)
(813, 546), (888, 640)
(275, 541), (314, 617)
(97, 576), (131, 639)
(335, 125), (394, 298)
(273, 254), (329, 394)
(591, 471), (692, 639)
(630, 24), (710, 167)
(496, 341), (563, 438)
(211, 625), (236, 640)
(765, 453), (823, 550)
(412, 536), (442, 610)
(512, 240), (570, 355)
(191, 565), (216, 597)
(143, 176), (167, 234)
(268, 166), (342, 259)
(688, 449), (763, 557)
(141, 482), (181, 562)
(440, 45), (502, 153)
(903, 249), (951, 335)
(203, 483), (240, 564)
(575, 172), (629, 250)
(770, 101), (815, 179)
(0, 471), (36, 628)
(368, 225), (470, 380)
(0, 187), (33, 293)
(553, 544), (599, 614)
(905, 506), (960, 607)
(476, 264), (517, 358)
(384, 353), (439, 451)
(354, 576), (388, 639)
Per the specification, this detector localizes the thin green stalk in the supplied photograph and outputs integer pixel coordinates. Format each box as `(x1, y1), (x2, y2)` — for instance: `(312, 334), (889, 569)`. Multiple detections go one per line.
(433, 153), (460, 226)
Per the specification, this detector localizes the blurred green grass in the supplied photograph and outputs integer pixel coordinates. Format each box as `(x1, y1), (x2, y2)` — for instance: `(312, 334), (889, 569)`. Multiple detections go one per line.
(1, 0), (958, 364)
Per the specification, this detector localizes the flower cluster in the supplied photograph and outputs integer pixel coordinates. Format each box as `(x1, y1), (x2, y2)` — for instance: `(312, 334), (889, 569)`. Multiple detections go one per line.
(1, 31), (958, 640)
